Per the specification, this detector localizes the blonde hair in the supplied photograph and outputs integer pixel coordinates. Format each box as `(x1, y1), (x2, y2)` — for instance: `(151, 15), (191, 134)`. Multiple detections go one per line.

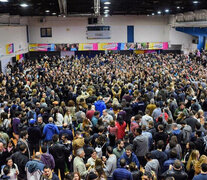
(186, 150), (200, 171)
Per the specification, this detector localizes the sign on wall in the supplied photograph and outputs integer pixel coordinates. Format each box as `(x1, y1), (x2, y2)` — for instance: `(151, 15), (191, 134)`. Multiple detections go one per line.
(6, 43), (14, 54)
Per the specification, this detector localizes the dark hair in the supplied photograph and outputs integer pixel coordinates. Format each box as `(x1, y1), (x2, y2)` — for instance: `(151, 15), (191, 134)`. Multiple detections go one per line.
(170, 149), (177, 159)
(173, 160), (182, 169)
(158, 124), (164, 131)
(157, 140), (164, 149)
(20, 130), (28, 138)
(94, 111), (100, 116)
(106, 146), (113, 154)
(201, 163), (207, 172)
(6, 157), (15, 169)
(3, 165), (10, 175)
(43, 165), (51, 170)
(52, 134), (59, 143)
(145, 152), (152, 160)
(196, 130), (202, 137)
(125, 145), (133, 152)
(19, 144), (27, 152)
(41, 145), (47, 153)
(120, 159), (126, 167)
(136, 128), (142, 135)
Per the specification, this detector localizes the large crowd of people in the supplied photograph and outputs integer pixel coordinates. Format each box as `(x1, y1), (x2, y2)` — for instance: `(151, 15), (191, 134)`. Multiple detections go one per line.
(0, 50), (207, 180)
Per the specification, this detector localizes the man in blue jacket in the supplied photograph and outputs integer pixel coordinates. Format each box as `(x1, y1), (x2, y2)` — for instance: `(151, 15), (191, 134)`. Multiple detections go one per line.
(94, 96), (106, 116)
(43, 117), (59, 144)
(118, 145), (140, 168)
(112, 159), (133, 180)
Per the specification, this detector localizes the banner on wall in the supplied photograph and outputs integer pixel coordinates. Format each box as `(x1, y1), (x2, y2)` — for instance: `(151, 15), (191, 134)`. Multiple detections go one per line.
(16, 54), (23, 61)
(28, 42), (168, 51)
(79, 43), (98, 51)
(6, 43), (14, 54)
(54, 44), (79, 51)
(98, 43), (118, 50)
(29, 44), (55, 51)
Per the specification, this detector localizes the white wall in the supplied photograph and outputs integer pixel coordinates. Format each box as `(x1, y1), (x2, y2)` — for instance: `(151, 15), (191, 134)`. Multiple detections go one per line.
(0, 25), (28, 72)
(28, 15), (170, 43)
(169, 27), (197, 54)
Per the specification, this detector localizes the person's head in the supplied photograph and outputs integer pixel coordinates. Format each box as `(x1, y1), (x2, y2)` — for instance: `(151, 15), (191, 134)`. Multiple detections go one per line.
(120, 158), (126, 168)
(41, 145), (47, 153)
(91, 150), (97, 160)
(173, 160), (182, 170)
(95, 158), (104, 167)
(6, 157), (14, 168)
(48, 117), (54, 123)
(106, 146), (113, 155)
(43, 166), (52, 178)
(75, 131), (82, 138)
(34, 152), (41, 160)
(136, 128), (142, 136)
(169, 149), (178, 159)
(141, 172), (153, 180)
(145, 152), (152, 161)
(94, 111), (100, 118)
(129, 162), (138, 171)
(180, 102), (185, 110)
(201, 163), (207, 173)
(148, 121), (154, 129)
(157, 140), (164, 150)
(73, 172), (81, 180)
(125, 145), (133, 157)
(37, 116), (43, 124)
(19, 144), (27, 153)
(52, 134), (59, 143)
(109, 120), (115, 127)
(102, 109), (108, 116)
(87, 172), (98, 180)
(158, 124), (164, 132)
(117, 139), (124, 149)
(2, 166), (10, 176)
(186, 150), (200, 171)
(77, 148), (85, 158)
(20, 130), (28, 139)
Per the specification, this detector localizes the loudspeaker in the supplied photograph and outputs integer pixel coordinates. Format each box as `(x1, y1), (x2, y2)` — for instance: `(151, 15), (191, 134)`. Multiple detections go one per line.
(12, 57), (16, 63)
(88, 18), (98, 24)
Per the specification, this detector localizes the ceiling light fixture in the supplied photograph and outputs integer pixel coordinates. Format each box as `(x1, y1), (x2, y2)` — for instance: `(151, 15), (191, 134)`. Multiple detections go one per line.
(104, 6), (109, 9)
(177, 6), (180, 9)
(165, 9), (169, 13)
(0, 0), (8, 2)
(104, 14), (109, 17)
(20, 3), (28, 7)
(152, 13), (155, 15)
(52, 12), (56, 15)
(157, 11), (161, 14)
(45, 10), (50, 13)
(193, 1), (199, 4)
(104, 2), (111, 5)
(104, 11), (109, 14)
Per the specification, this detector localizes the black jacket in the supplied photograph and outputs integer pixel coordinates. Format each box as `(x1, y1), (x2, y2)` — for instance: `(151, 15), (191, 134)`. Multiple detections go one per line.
(11, 151), (29, 180)
(49, 142), (70, 164)
(162, 168), (188, 180)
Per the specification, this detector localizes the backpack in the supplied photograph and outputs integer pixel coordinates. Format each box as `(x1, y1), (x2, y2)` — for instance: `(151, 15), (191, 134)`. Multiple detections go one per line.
(95, 142), (106, 158)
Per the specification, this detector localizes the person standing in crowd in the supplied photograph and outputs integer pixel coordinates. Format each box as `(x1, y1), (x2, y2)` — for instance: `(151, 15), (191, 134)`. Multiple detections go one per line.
(49, 134), (70, 180)
(25, 152), (45, 179)
(39, 166), (59, 180)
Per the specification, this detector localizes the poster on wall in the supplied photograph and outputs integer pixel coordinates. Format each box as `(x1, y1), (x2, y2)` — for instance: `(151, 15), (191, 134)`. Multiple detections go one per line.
(29, 44), (55, 51)
(6, 43), (14, 54)
(98, 43), (118, 50)
(79, 43), (98, 51)
(16, 54), (23, 61)
(55, 44), (79, 51)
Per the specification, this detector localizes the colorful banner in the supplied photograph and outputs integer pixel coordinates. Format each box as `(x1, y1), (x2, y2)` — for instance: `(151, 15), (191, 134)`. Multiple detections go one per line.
(16, 54), (23, 60)
(98, 43), (118, 50)
(54, 44), (79, 51)
(6, 43), (14, 54)
(28, 42), (168, 52)
(29, 44), (55, 51)
(79, 43), (98, 51)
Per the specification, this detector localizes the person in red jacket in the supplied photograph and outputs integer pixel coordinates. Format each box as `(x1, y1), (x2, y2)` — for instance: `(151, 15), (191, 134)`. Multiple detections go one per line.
(116, 114), (126, 139)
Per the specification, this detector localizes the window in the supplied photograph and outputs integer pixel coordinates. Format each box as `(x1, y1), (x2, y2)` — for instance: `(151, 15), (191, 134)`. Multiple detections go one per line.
(40, 28), (52, 37)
